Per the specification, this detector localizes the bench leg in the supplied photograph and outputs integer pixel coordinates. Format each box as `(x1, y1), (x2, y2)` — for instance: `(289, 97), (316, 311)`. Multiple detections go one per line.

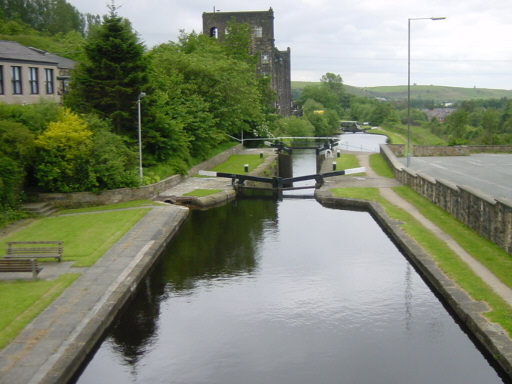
(31, 260), (38, 280)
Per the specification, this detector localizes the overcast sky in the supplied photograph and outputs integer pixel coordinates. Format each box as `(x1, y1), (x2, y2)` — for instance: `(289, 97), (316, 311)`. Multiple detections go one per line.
(67, 0), (512, 90)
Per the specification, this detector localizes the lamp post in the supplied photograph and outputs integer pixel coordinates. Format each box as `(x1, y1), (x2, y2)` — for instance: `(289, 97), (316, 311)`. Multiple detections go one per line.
(407, 17), (445, 167)
(137, 92), (146, 185)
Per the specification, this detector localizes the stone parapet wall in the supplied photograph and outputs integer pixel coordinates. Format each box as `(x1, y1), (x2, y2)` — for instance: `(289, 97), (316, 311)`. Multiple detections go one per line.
(407, 144), (512, 157)
(413, 145), (469, 156)
(467, 145), (512, 154)
(380, 144), (512, 255)
(386, 144), (405, 157)
(39, 144), (244, 207)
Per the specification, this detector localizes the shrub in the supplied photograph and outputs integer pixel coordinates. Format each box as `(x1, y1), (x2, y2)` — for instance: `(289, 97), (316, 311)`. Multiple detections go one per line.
(34, 109), (95, 192)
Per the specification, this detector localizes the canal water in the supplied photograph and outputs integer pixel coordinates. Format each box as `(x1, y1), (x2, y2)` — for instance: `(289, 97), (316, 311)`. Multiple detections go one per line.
(74, 135), (507, 384)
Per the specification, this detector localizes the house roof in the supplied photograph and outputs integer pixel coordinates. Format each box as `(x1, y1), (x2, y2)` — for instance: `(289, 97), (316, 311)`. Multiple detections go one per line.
(28, 46), (75, 69)
(0, 40), (75, 69)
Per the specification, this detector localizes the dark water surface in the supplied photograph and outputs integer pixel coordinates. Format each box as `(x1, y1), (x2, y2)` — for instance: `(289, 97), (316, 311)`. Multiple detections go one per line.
(75, 147), (507, 384)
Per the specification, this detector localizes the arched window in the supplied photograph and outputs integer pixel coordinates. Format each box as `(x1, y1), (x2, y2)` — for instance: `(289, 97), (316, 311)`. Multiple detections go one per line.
(210, 27), (218, 38)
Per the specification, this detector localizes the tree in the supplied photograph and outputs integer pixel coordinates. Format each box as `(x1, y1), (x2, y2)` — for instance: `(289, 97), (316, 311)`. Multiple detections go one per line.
(445, 109), (468, 144)
(274, 116), (315, 137)
(34, 109), (94, 192)
(144, 31), (266, 163)
(66, 5), (147, 136)
(0, 120), (35, 209)
(482, 109), (499, 144)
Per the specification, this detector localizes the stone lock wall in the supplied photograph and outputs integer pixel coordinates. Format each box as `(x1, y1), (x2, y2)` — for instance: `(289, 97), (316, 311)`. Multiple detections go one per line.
(380, 144), (512, 255)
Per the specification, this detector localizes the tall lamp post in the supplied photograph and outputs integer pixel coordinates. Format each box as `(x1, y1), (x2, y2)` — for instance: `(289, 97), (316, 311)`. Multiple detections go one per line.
(137, 92), (146, 185)
(407, 17), (445, 167)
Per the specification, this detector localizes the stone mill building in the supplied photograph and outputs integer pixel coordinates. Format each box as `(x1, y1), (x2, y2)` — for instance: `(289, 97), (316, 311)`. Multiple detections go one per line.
(202, 8), (292, 116)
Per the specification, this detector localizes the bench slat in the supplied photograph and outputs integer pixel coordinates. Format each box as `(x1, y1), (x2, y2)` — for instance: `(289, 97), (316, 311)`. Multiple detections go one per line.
(0, 259), (42, 279)
(5, 241), (63, 262)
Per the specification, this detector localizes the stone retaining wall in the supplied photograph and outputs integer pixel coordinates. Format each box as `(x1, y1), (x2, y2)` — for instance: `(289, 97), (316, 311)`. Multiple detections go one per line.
(38, 144), (244, 207)
(380, 144), (512, 255)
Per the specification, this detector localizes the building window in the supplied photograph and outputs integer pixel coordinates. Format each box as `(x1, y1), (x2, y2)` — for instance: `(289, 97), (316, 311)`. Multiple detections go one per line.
(29, 67), (39, 94)
(11, 66), (22, 95)
(261, 52), (270, 64)
(254, 26), (263, 38)
(210, 27), (218, 38)
(0, 66), (3, 95)
(45, 68), (54, 94)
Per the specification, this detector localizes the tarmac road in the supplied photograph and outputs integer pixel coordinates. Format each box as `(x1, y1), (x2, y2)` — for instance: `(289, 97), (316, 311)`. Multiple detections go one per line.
(399, 153), (512, 200)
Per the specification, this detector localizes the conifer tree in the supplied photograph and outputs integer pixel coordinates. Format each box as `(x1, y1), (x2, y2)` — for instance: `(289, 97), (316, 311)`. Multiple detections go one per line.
(66, 4), (147, 136)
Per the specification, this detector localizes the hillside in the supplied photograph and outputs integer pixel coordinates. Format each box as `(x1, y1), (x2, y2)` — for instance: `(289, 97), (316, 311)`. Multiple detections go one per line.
(292, 81), (512, 103)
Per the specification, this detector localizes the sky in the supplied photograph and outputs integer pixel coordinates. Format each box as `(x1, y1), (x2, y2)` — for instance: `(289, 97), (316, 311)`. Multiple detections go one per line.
(67, 0), (512, 90)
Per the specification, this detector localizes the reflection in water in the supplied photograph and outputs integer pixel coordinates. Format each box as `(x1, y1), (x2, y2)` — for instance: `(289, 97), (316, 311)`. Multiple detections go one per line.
(101, 198), (278, 378)
(76, 142), (507, 384)
(77, 198), (507, 384)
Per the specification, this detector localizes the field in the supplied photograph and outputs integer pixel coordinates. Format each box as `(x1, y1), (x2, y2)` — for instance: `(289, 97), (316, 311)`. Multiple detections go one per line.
(292, 81), (512, 102)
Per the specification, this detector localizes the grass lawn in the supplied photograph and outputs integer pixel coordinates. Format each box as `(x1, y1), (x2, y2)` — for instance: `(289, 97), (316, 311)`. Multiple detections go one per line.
(334, 154), (364, 175)
(183, 189), (222, 197)
(0, 273), (79, 350)
(211, 154), (265, 174)
(0, 200), (155, 350)
(58, 200), (160, 214)
(373, 127), (405, 145)
(335, 153), (359, 169)
(1, 203), (152, 267)
(369, 153), (395, 178)
(329, 187), (512, 336)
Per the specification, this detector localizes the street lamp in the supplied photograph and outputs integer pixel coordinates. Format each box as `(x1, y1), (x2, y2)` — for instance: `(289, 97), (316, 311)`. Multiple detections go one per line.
(407, 17), (445, 167)
(137, 92), (146, 185)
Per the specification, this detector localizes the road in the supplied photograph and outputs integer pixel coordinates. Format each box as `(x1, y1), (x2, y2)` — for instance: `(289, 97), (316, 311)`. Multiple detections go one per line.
(398, 153), (512, 200)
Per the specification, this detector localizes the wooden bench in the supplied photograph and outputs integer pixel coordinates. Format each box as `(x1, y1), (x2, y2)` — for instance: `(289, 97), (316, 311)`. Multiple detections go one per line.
(0, 259), (42, 279)
(4, 241), (63, 262)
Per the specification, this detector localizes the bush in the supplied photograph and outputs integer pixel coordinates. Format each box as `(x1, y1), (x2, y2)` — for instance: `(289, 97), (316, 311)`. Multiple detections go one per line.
(89, 128), (139, 190)
(274, 116), (315, 137)
(0, 120), (35, 209)
(34, 109), (95, 192)
(0, 154), (24, 209)
(0, 102), (61, 132)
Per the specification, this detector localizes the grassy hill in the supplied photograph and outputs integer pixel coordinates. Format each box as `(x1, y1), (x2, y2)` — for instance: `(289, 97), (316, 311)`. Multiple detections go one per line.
(292, 81), (512, 103)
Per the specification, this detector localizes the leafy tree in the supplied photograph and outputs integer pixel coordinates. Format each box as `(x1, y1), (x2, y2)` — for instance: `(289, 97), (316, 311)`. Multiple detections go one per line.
(274, 116), (315, 137)
(0, 0), (86, 35)
(223, 19), (255, 65)
(66, 5), (147, 136)
(302, 99), (338, 136)
(481, 108), (499, 144)
(34, 109), (94, 192)
(0, 101), (61, 132)
(0, 120), (35, 209)
(144, 31), (266, 162)
(88, 121), (139, 189)
(445, 109), (469, 144)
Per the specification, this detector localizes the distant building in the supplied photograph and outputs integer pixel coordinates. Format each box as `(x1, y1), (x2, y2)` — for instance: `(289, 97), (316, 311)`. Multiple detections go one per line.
(0, 40), (75, 104)
(202, 8), (292, 116)
(423, 107), (456, 123)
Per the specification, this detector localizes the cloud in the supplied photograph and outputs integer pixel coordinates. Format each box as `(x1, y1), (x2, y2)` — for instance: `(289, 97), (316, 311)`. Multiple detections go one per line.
(68, 0), (512, 89)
